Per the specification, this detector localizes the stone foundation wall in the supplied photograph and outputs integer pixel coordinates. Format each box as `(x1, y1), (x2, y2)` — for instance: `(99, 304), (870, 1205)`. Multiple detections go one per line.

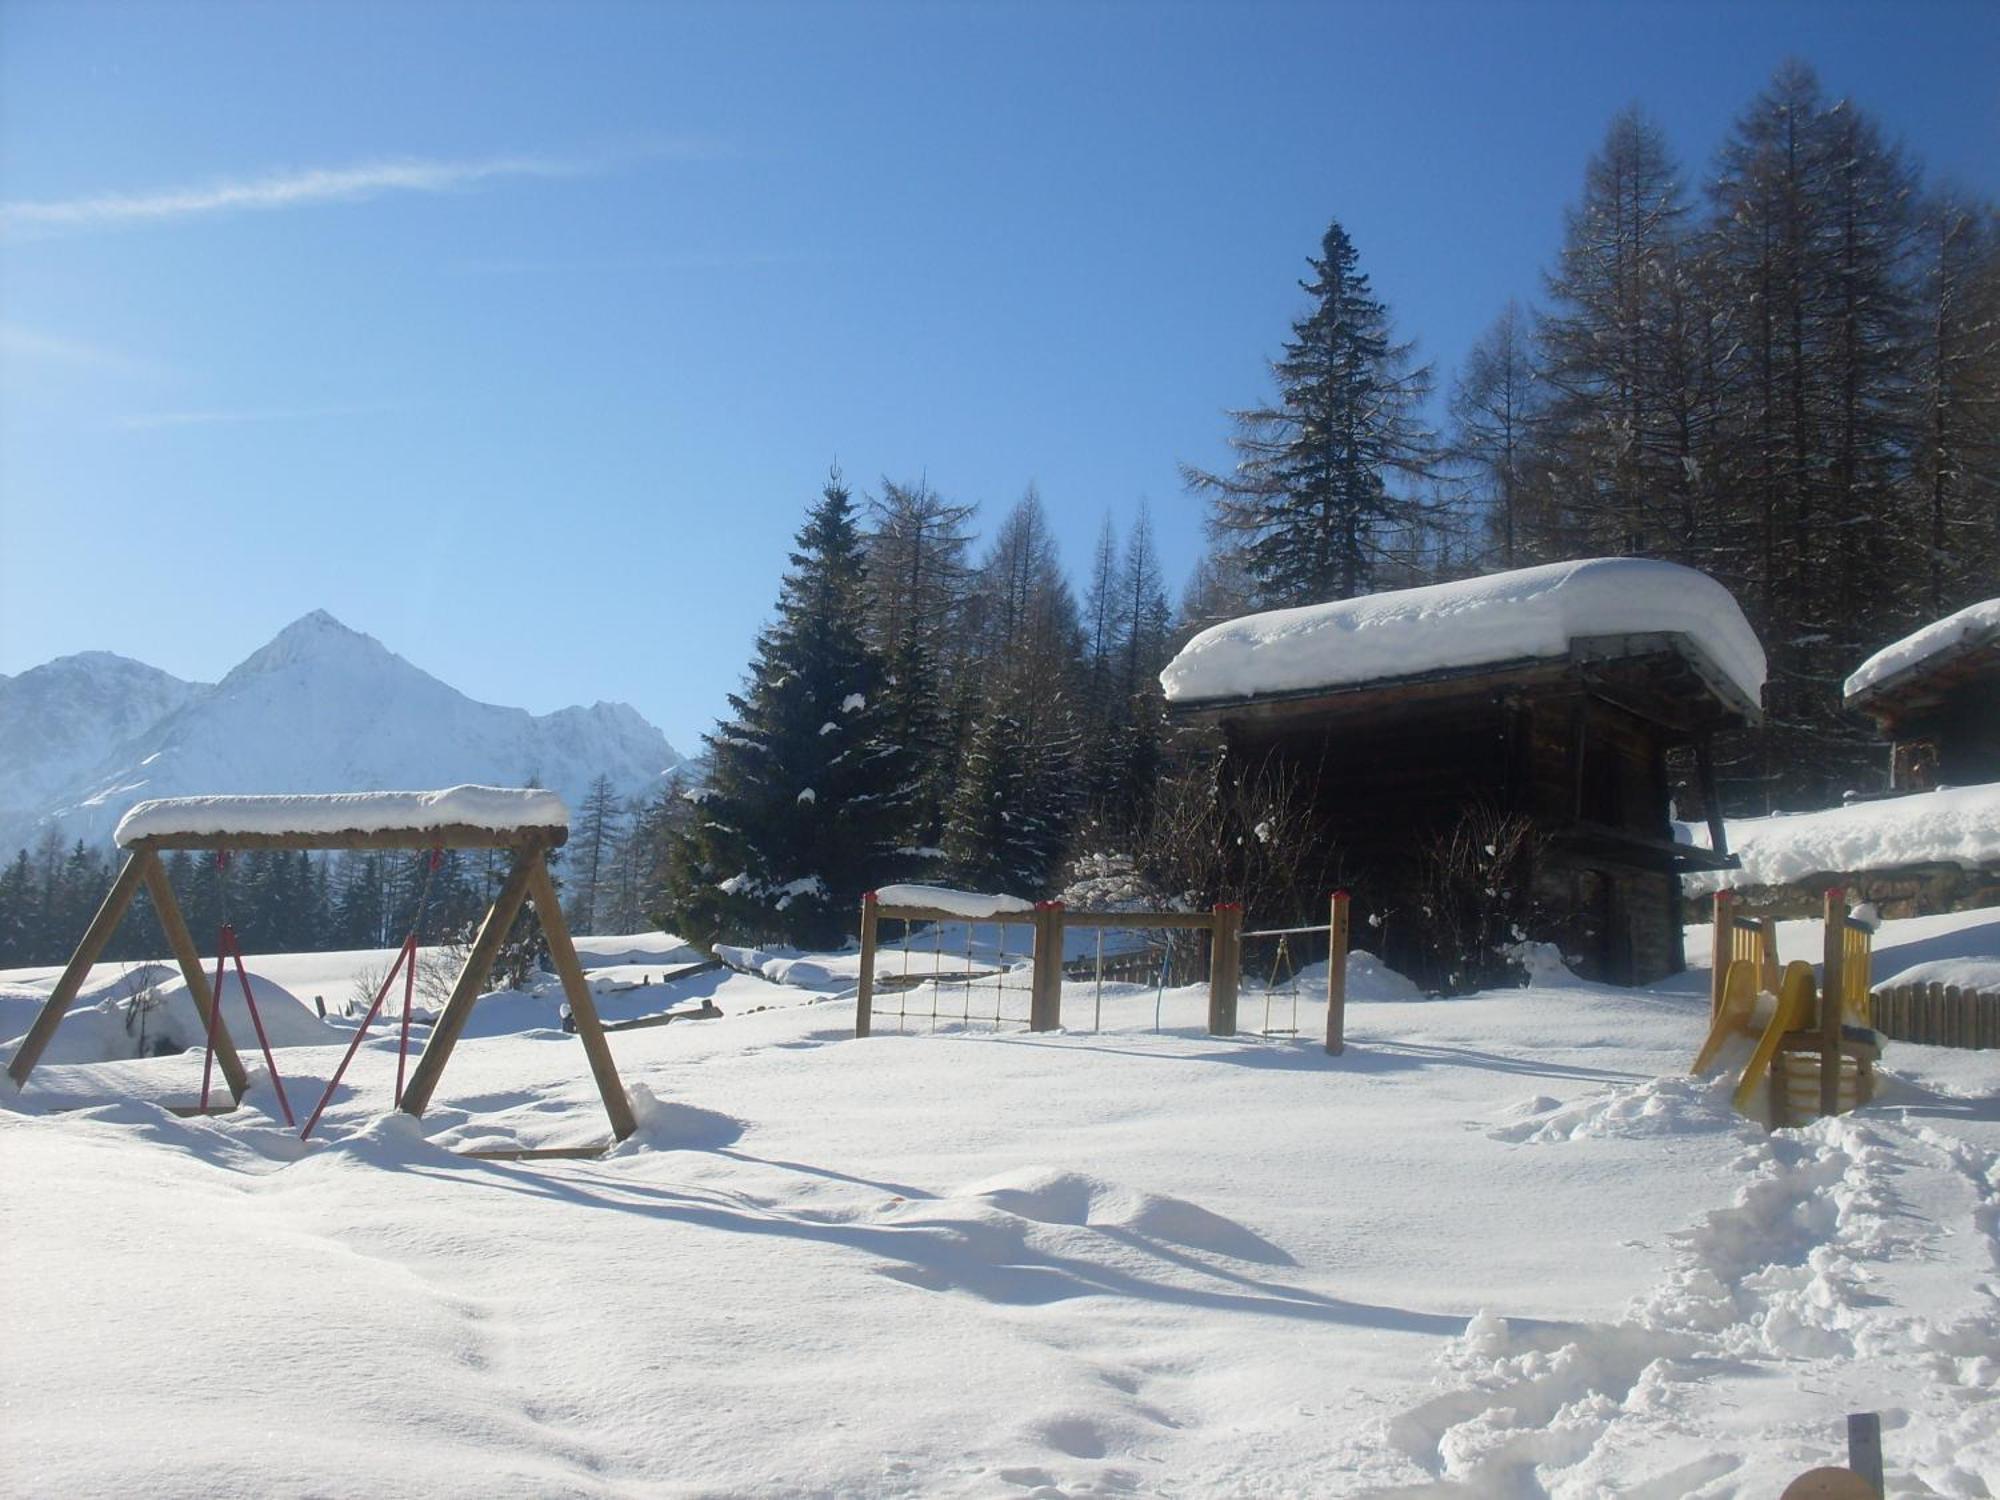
(1683, 861), (2000, 923)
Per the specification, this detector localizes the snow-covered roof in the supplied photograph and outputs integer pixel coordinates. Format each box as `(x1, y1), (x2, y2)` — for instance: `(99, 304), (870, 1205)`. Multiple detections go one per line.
(1843, 598), (2000, 705)
(1160, 558), (1766, 714)
(1681, 782), (2000, 896)
(114, 785), (569, 847)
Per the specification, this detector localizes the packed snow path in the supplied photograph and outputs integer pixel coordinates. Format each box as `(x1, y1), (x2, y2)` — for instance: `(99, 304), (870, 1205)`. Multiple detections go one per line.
(2, 955), (1995, 1496)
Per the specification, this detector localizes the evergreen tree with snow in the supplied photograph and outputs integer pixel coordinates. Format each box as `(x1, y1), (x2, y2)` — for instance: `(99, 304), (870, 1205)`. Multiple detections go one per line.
(1186, 218), (1434, 605)
(944, 489), (1087, 891)
(944, 679), (1074, 894)
(663, 475), (916, 947)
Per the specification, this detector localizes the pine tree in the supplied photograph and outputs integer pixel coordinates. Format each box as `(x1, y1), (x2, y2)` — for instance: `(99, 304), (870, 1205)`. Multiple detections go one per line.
(1186, 218), (1434, 605)
(944, 679), (1074, 894)
(948, 489), (1088, 887)
(663, 475), (917, 947)
(0, 849), (33, 966)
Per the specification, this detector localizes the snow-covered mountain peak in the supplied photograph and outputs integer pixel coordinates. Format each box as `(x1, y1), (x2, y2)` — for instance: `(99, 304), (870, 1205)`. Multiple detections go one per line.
(1, 617), (685, 854)
(224, 610), (406, 685)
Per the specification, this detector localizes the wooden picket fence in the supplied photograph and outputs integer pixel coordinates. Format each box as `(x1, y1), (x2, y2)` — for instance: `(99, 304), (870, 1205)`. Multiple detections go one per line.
(1869, 983), (2000, 1049)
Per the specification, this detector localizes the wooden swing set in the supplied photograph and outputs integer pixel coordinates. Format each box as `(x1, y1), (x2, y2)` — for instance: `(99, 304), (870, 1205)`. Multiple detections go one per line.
(4, 791), (636, 1153)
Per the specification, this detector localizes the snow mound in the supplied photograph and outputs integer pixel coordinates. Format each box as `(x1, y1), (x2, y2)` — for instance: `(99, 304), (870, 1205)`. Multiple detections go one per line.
(1845, 597), (2000, 701)
(2, 967), (337, 1067)
(1160, 557), (1766, 710)
(616, 1082), (746, 1152)
(116, 785), (569, 845)
(712, 944), (848, 991)
(1277, 952), (1423, 1001)
(1490, 1074), (1749, 1144)
(958, 1167), (1293, 1264)
(570, 932), (705, 970)
(1505, 941), (1589, 988)
(874, 884), (1037, 919)
(1684, 782), (2000, 895)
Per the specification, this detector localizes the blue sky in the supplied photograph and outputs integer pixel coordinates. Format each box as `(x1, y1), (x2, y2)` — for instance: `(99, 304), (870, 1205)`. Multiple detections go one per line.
(3, 0), (1994, 755)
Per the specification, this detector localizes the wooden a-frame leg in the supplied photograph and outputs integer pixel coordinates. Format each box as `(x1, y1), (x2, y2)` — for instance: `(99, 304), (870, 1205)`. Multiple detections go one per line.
(398, 845), (538, 1121)
(525, 857), (637, 1141)
(140, 849), (250, 1101)
(7, 852), (148, 1087)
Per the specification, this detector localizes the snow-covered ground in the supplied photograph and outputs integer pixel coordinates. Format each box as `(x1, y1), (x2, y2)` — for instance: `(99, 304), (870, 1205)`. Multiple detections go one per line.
(2, 914), (1996, 1497)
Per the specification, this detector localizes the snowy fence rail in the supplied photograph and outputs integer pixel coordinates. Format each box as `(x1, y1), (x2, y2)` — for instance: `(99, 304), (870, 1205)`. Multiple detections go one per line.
(1871, 983), (2000, 1049)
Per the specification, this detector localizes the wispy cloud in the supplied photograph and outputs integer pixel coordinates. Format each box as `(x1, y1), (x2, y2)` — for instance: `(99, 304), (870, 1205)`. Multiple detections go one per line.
(111, 401), (399, 431)
(0, 322), (169, 379)
(1, 141), (713, 237)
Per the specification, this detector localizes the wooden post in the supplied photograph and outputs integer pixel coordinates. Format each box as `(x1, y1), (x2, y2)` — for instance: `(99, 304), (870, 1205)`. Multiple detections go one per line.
(398, 844), (539, 1121)
(6, 852), (148, 1087)
(1821, 887), (1845, 1119)
(1710, 890), (1735, 1023)
(1847, 1412), (1884, 1494)
(140, 848), (250, 1101)
(855, 892), (878, 1038)
(1029, 901), (1064, 1032)
(1695, 735), (1729, 861)
(1325, 890), (1350, 1056)
(1208, 904), (1240, 1037)
(525, 857), (637, 1141)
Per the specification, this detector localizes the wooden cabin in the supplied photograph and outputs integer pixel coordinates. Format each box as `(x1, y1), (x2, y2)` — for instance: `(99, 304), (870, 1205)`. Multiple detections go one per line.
(1843, 600), (2000, 793)
(1162, 559), (1765, 987)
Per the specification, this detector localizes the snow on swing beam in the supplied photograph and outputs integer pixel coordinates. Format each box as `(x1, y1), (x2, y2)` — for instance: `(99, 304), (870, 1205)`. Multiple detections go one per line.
(9, 787), (636, 1150)
(113, 785), (572, 852)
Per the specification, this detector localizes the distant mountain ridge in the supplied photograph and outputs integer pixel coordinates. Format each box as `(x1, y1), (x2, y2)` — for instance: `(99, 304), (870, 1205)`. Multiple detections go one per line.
(0, 611), (683, 854)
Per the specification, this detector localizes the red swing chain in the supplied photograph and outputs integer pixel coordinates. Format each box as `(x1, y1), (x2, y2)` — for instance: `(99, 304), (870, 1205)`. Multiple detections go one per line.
(394, 847), (444, 1109)
(300, 847), (442, 1141)
(197, 849), (297, 1126)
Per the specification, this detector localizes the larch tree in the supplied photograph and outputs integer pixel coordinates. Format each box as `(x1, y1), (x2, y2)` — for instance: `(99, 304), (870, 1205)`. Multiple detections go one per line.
(1533, 108), (1695, 560)
(662, 475), (916, 947)
(863, 478), (976, 867)
(1447, 300), (1543, 567)
(567, 774), (622, 935)
(1912, 194), (2000, 617)
(1704, 61), (1922, 806)
(1185, 218), (1434, 606)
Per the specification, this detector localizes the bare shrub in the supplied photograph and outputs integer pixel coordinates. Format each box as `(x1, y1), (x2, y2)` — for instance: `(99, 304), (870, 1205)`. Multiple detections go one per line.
(1140, 747), (1346, 927)
(1404, 801), (1546, 994)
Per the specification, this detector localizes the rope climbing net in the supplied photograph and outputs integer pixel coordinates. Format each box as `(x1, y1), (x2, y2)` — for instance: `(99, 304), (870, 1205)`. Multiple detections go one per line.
(868, 916), (1039, 1034)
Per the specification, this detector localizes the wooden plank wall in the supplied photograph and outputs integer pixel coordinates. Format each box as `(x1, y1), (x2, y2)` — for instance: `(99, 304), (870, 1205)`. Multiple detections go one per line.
(1870, 984), (2000, 1049)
